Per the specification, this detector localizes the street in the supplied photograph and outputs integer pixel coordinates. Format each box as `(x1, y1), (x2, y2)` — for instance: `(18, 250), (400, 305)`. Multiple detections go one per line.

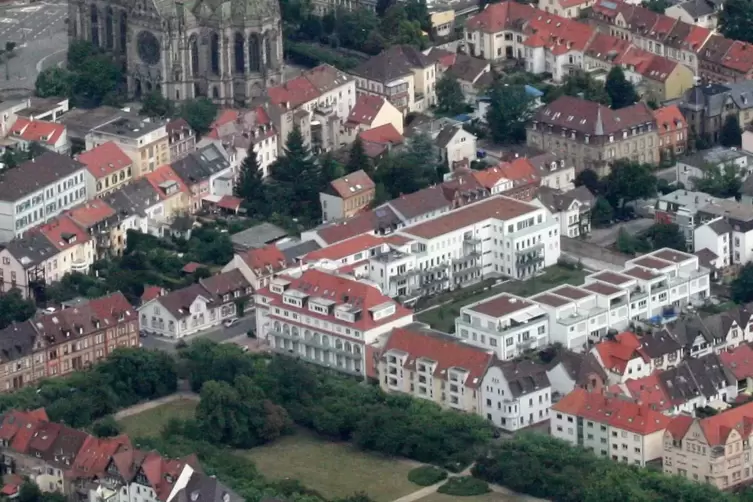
(0, 1), (68, 92)
(140, 311), (257, 353)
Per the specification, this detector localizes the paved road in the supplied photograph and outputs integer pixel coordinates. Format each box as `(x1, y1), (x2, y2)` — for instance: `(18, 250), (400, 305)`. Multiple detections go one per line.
(141, 311), (256, 353)
(0, 1), (68, 91)
(586, 218), (655, 247)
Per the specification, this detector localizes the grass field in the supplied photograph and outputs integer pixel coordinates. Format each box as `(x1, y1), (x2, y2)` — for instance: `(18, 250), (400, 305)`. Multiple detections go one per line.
(416, 266), (588, 332)
(117, 399), (198, 438)
(417, 491), (539, 502)
(243, 430), (417, 502)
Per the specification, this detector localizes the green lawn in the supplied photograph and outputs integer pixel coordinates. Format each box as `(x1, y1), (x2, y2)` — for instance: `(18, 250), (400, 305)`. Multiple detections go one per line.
(417, 491), (540, 502)
(117, 399), (198, 438)
(243, 430), (417, 502)
(416, 266), (588, 333)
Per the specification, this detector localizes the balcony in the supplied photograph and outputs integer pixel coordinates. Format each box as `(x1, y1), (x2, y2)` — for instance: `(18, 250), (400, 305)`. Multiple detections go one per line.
(452, 251), (480, 265)
(515, 252), (544, 266)
(464, 236), (482, 246)
(71, 258), (89, 273)
(515, 242), (545, 256)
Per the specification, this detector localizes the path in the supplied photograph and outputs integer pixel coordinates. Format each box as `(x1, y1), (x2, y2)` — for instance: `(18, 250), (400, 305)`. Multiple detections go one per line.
(114, 391), (199, 420)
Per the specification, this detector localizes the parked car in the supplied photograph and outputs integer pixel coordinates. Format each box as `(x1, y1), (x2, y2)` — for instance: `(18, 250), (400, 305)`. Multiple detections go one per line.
(223, 318), (238, 328)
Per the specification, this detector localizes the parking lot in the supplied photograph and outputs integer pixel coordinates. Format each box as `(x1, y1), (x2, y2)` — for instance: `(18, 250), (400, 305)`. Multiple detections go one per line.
(0, 1), (68, 91)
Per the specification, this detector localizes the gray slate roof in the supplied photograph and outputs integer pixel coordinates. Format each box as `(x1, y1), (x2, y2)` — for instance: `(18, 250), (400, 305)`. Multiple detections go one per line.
(0, 321), (37, 363)
(103, 178), (162, 218)
(676, 0), (715, 18)
(707, 218), (733, 235)
(170, 143), (230, 186)
(659, 353), (734, 403)
(497, 359), (550, 398)
(547, 350), (608, 386)
(171, 472), (244, 502)
(537, 186), (595, 213)
(231, 223), (287, 250)
(351, 45), (433, 83)
(5, 232), (58, 268)
(0, 152), (86, 202)
(680, 81), (753, 117)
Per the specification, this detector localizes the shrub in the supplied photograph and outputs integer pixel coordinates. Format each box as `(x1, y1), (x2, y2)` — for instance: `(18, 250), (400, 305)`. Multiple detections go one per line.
(408, 466), (447, 486)
(437, 477), (490, 496)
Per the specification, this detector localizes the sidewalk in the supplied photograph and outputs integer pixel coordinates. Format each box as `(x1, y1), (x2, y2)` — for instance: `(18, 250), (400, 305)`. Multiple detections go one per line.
(114, 392), (199, 420)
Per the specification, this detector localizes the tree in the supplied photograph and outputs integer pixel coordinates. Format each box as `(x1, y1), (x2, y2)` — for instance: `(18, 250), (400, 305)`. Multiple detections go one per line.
(546, 70), (610, 105)
(180, 98), (218, 136)
(604, 159), (657, 209)
(335, 8), (379, 52)
(605, 66), (638, 110)
(140, 91), (175, 119)
(645, 222), (686, 252)
(320, 151), (345, 182)
(234, 148), (267, 217)
(574, 168), (602, 194)
(732, 264), (753, 303)
(0, 289), (36, 330)
(691, 162), (743, 199)
(345, 136), (371, 175)
(486, 83), (534, 144)
(436, 73), (466, 116)
(91, 415), (122, 437)
(720, 115), (742, 147)
(642, 0), (669, 13)
(591, 197), (614, 227)
(35, 67), (72, 98)
(719, 0), (753, 43)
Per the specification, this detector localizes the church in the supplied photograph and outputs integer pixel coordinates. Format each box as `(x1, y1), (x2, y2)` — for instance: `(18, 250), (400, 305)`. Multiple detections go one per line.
(67, 0), (284, 106)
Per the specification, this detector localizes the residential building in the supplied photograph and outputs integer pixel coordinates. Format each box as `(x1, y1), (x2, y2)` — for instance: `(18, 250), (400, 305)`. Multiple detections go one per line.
(268, 64), (356, 152)
(202, 107), (277, 176)
(551, 387), (671, 466)
(230, 222), (289, 251)
(0, 292), (137, 390)
(142, 164), (191, 223)
(655, 189), (727, 250)
(661, 302), (753, 357)
(635, 328), (684, 372)
(663, 400), (753, 489)
(349, 45), (438, 115)
(695, 199), (753, 266)
(619, 47), (694, 102)
(139, 270), (251, 338)
(170, 143), (234, 213)
(15, 97), (69, 122)
(377, 324), (494, 413)
(101, 178), (164, 240)
(254, 268), (415, 377)
(591, 331), (652, 384)
(0, 232), (63, 299)
(665, 0), (719, 29)
(66, 199), (125, 257)
(358, 124), (405, 159)
(435, 124), (477, 169)
(0, 152), (90, 243)
(528, 153), (575, 191)
(527, 95), (659, 175)
(85, 116), (170, 178)
(676, 147), (752, 191)
(653, 104), (688, 161)
(546, 349), (608, 397)
(35, 214), (95, 278)
(482, 358), (551, 432)
(166, 118), (196, 161)
(473, 158), (541, 201)
(677, 82), (753, 145)
(58, 106), (130, 153)
(657, 353), (736, 413)
(695, 218), (733, 268)
(454, 293), (549, 360)
(320, 170), (376, 222)
(536, 185), (596, 238)
(426, 49), (491, 102)
(720, 344), (753, 396)
(538, 0), (596, 18)
(77, 141), (134, 198)
(345, 94), (404, 135)
(463, 2), (535, 61)
(8, 118), (69, 154)
(222, 244), (292, 290)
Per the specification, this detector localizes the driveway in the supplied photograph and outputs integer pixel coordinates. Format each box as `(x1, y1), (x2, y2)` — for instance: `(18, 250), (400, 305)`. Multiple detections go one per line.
(141, 311), (256, 353)
(587, 218), (655, 247)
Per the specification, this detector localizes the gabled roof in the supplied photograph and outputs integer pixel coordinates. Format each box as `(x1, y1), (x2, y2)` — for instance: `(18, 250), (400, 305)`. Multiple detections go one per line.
(9, 117), (65, 145)
(239, 244), (289, 275)
(37, 214), (90, 252)
(382, 325), (494, 388)
(146, 283), (216, 320)
(534, 96), (654, 136)
(385, 185), (452, 220)
(77, 141), (132, 179)
(0, 152), (86, 202)
(66, 200), (117, 229)
(3, 231), (59, 268)
(446, 54), (489, 83)
(612, 373), (673, 412)
(594, 332), (650, 375)
(144, 164), (190, 199)
(303, 234), (386, 262)
(495, 358), (550, 397)
(0, 408), (49, 453)
(719, 344), (753, 381)
(199, 269), (251, 297)
(465, 1), (536, 34)
(659, 353), (734, 404)
(358, 124), (404, 146)
(652, 104), (686, 132)
(103, 178), (162, 218)
(492, 158), (540, 188)
(72, 435), (132, 479)
(696, 400), (753, 445)
(347, 95), (388, 126)
(537, 185), (595, 213)
(351, 45), (434, 83)
(583, 33), (631, 64)
(329, 170), (375, 199)
(548, 350), (608, 388)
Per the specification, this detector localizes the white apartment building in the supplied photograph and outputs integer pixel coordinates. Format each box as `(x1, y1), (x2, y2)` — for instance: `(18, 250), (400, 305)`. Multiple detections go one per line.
(455, 293), (549, 360)
(695, 201), (753, 266)
(551, 388), (671, 466)
(368, 196), (561, 299)
(481, 359), (551, 432)
(695, 217), (732, 268)
(254, 268), (415, 378)
(0, 152), (91, 243)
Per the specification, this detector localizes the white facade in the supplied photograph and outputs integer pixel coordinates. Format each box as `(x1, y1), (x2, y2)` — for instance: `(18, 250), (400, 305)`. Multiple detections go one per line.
(694, 219), (731, 268)
(481, 362), (551, 432)
(139, 290), (236, 339)
(455, 293), (549, 360)
(439, 127), (477, 168)
(665, 2), (717, 29)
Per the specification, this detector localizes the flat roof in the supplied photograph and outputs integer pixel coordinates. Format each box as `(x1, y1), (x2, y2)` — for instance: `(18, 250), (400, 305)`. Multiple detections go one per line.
(467, 293), (533, 318)
(632, 256), (672, 270)
(622, 266), (661, 281)
(550, 285), (591, 300)
(93, 116), (166, 138)
(582, 282), (623, 296)
(651, 248), (694, 264)
(530, 293), (572, 307)
(589, 271), (634, 286)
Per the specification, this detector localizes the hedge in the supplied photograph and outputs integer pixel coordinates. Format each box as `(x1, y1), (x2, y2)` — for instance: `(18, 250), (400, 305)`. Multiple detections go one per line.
(407, 466), (448, 486)
(437, 477), (490, 496)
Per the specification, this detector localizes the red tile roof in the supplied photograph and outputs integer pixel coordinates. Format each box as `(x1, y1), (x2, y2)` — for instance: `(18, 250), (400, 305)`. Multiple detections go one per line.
(358, 124), (404, 146)
(472, 165), (510, 189)
(466, 1), (536, 34)
(72, 434), (132, 478)
(241, 244), (288, 275)
(524, 12), (595, 55)
(594, 332), (650, 375)
(140, 451), (199, 502)
(182, 262), (205, 274)
(614, 373), (673, 412)
(382, 327), (494, 388)
(268, 75), (320, 109)
(723, 40), (753, 73)
(696, 401), (753, 445)
(66, 200), (116, 229)
(652, 104), (686, 132)
(347, 95), (388, 126)
(261, 269), (412, 332)
(304, 234), (385, 262)
(720, 344), (753, 381)
(401, 196), (538, 240)
(37, 214), (90, 252)
(553, 388), (670, 435)
(684, 25), (711, 52)
(141, 285), (165, 303)
(494, 158), (540, 186)
(215, 195), (243, 211)
(0, 408), (48, 453)
(76, 141), (132, 179)
(584, 33), (631, 62)
(617, 47), (678, 82)
(330, 170), (375, 199)
(144, 164), (189, 199)
(9, 117), (65, 145)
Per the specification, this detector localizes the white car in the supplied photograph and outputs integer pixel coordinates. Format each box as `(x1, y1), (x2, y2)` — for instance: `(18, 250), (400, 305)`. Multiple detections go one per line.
(223, 318), (238, 328)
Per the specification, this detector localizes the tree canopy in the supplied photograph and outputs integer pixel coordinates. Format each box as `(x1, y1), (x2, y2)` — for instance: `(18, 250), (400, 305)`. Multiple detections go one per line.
(691, 163), (743, 199)
(234, 148), (267, 218)
(719, 0), (753, 43)
(544, 70), (610, 106)
(605, 66), (638, 110)
(720, 115), (743, 147)
(486, 83), (534, 144)
(0, 289), (35, 331)
(436, 73), (467, 116)
(179, 98), (218, 136)
(604, 160), (657, 209)
(141, 91), (175, 119)
(732, 264), (753, 304)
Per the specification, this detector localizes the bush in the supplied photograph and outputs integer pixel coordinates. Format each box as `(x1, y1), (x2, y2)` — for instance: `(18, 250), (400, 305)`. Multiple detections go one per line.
(408, 466), (448, 486)
(437, 477), (490, 496)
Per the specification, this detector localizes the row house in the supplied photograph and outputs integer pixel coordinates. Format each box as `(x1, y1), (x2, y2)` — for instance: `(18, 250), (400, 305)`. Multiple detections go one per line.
(223, 243), (297, 291)
(652, 104), (688, 161)
(139, 270), (251, 338)
(538, 0), (596, 18)
(0, 213), (93, 299)
(165, 118), (196, 162)
(254, 268), (415, 378)
(142, 164), (191, 228)
(0, 152), (90, 243)
(526, 95), (658, 175)
(481, 358), (551, 432)
(202, 107), (277, 176)
(471, 158), (541, 202)
(77, 141), (134, 199)
(0, 292), (137, 391)
(536, 185), (596, 239)
(102, 178), (165, 241)
(268, 64), (356, 152)
(694, 199), (753, 267)
(464, 2), (537, 61)
(677, 81), (753, 144)
(551, 387), (672, 466)
(665, 0), (720, 30)
(349, 45), (437, 115)
(170, 142), (235, 213)
(591, 332), (652, 384)
(663, 400), (753, 489)
(454, 293), (549, 360)
(66, 200), (129, 258)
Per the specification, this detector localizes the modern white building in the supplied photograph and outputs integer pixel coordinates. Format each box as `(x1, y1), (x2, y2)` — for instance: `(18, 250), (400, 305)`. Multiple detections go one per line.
(694, 201), (753, 266)
(455, 293), (549, 360)
(481, 359), (551, 432)
(0, 152), (91, 243)
(694, 217), (733, 269)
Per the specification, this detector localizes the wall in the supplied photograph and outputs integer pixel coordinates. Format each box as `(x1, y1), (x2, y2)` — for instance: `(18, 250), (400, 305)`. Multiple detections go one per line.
(560, 237), (630, 267)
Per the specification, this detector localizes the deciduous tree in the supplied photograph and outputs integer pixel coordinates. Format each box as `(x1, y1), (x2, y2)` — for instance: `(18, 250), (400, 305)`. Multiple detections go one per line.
(180, 98), (218, 136)
(691, 162), (743, 199)
(591, 197), (614, 227)
(345, 136), (371, 175)
(605, 66), (638, 109)
(436, 73), (466, 116)
(720, 115), (743, 147)
(486, 83), (534, 144)
(732, 264), (753, 303)
(140, 91), (175, 119)
(604, 160), (657, 209)
(574, 168), (602, 194)
(645, 222), (686, 252)
(719, 0), (753, 43)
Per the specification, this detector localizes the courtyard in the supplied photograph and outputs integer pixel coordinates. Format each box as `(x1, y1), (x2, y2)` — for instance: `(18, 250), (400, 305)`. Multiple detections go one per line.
(117, 398), (198, 438)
